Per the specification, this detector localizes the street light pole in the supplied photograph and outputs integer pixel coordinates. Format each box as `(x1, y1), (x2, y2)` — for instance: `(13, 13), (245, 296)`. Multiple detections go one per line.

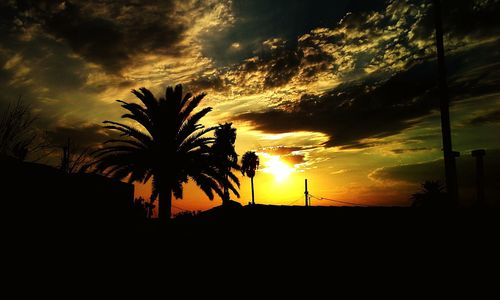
(433, 0), (459, 204)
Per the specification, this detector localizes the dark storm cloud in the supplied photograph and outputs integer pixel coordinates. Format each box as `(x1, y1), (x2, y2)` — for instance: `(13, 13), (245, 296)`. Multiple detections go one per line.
(4, 0), (186, 74)
(195, 0), (500, 94)
(390, 147), (434, 154)
(192, 31), (341, 92)
(44, 2), (129, 73)
(201, 0), (388, 66)
(469, 110), (500, 125)
(357, 0), (500, 44)
(188, 73), (228, 93)
(0, 34), (109, 115)
(410, 134), (441, 142)
(188, 39), (317, 92)
(46, 124), (116, 151)
(237, 60), (440, 148)
(236, 40), (500, 149)
(263, 41), (303, 88)
(440, 0), (500, 39)
(373, 159), (445, 184)
(340, 141), (391, 151)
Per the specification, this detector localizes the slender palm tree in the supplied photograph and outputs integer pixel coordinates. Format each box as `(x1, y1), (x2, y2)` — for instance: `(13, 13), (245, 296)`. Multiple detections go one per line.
(241, 151), (259, 205)
(211, 123), (240, 205)
(93, 85), (236, 220)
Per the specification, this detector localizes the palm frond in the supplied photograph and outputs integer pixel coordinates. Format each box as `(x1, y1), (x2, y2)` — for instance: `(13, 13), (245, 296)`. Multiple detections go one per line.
(176, 107), (213, 144)
(102, 121), (153, 147)
(180, 93), (207, 122)
(131, 88), (158, 111)
(180, 92), (192, 108)
(103, 139), (148, 149)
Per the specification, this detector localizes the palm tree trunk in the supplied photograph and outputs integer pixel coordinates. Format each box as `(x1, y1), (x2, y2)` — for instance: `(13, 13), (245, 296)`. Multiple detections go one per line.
(222, 173), (229, 205)
(251, 176), (255, 205)
(158, 184), (172, 221)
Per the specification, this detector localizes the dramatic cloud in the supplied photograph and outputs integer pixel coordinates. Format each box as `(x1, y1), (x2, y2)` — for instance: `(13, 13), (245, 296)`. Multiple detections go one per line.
(2, 0), (231, 74)
(236, 40), (500, 149)
(46, 124), (117, 151)
(0, 0), (236, 130)
(390, 147), (434, 154)
(236, 61), (437, 148)
(43, 1), (185, 73)
(469, 110), (500, 125)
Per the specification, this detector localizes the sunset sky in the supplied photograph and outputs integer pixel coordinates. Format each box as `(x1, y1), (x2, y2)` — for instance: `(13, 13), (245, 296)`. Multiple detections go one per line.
(1, 0), (499, 213)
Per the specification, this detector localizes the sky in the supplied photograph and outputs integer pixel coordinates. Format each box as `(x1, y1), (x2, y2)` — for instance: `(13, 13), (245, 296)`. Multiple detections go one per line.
(1, 0), (499, 213)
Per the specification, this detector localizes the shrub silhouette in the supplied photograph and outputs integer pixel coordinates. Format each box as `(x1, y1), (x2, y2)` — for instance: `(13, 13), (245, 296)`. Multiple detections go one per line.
(0, 99), (47, 161)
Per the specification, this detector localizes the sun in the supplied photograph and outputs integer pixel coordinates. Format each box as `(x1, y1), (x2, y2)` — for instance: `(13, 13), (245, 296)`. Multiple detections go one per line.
(263, 155), (294, 182)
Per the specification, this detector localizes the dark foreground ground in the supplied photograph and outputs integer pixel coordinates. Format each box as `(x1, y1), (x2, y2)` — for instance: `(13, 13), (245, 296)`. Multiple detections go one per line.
(5, 204), (500, 281)
(132, 204), (500, 248)
(11, 203), (500, 240)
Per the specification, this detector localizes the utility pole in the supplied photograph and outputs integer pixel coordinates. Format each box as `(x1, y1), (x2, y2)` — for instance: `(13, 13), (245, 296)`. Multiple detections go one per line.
(472, 149), (486, 206)
(304, 179), (309, 207)
(433, 0), (459, 204)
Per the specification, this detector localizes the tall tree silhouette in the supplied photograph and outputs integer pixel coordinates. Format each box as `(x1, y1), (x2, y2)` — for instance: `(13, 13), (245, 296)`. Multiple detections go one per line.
(94, 85), (233, 220)
(241, 151), (259, 205)
(211, 123), (240, 205)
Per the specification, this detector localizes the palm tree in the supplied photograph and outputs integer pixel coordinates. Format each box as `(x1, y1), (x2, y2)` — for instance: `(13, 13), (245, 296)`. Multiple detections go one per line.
(411, 180), (450, 208)
(93, 84), (236, 220)
(241, 151), (259, 205)
(211, 123), (240, 205)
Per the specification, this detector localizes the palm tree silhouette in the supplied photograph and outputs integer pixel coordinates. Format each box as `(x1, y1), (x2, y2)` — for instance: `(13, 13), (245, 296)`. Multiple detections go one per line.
(241, 151), (259, 205)
(211, 123), (240, 205)
(93, 85), (233, 220)
(411, 180), (450, 208)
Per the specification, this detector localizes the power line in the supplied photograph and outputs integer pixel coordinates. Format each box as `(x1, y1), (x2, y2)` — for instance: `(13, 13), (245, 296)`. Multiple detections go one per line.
(309, 194), (375, 207)
(172, 203), (188, 211)
(285, 196), (303, 205)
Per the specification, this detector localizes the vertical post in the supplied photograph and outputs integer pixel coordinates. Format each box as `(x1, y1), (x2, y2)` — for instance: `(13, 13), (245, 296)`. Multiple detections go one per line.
(472, 150), (486, 206)
(251, 177), (255, 205)
(304, 179), (309, 207)
(433, 0), (459, 204)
